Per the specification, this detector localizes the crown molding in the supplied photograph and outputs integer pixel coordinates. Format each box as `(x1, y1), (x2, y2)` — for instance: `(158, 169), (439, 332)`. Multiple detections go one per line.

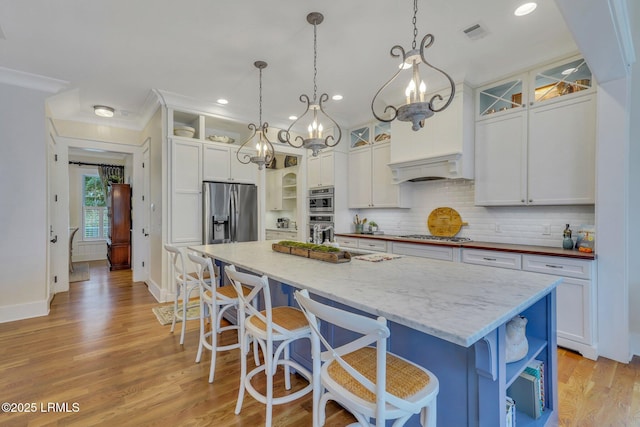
(0, 66), (68, 93)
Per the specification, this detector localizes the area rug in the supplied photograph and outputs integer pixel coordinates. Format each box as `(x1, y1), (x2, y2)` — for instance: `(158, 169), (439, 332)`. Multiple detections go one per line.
(69, 262), (90, 282)
(152, 302), (200, 326)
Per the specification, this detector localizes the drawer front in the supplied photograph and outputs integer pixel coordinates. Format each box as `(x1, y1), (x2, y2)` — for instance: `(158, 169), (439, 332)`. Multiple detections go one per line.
(522, 254), (592, 279)
(462, 249), (522, 270)
(357, 239), (388, 252)
(335, 236), (358, 249)
(392, 242), (455, 262)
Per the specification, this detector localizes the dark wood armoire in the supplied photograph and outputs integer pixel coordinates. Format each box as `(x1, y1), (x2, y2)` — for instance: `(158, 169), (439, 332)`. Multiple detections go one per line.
(106, 183), (131, 270)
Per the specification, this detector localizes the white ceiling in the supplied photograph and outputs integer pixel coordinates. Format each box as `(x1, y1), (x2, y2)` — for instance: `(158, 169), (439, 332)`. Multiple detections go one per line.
(0, 0), (578, 132)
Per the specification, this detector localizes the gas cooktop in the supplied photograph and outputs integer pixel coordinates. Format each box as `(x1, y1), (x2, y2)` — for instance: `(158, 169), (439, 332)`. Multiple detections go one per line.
(399, 234), (472, 243)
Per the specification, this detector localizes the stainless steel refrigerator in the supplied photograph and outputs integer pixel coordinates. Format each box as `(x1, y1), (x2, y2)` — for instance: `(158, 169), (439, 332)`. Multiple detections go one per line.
(202, 181), (258, 244)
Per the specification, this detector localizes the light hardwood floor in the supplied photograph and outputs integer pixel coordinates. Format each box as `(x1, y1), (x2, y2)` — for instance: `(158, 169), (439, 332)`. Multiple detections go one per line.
(1, 261), (638, 426)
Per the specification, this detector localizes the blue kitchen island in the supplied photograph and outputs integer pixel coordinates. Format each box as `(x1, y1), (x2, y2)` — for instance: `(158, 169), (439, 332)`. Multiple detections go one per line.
(190, 241), (561, 427)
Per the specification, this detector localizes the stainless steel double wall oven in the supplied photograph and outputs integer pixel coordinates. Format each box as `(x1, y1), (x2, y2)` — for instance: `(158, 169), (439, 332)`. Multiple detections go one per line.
(308, 187), (334, 242)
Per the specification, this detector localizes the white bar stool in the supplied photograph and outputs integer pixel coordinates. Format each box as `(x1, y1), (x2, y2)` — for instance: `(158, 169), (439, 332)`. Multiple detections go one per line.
(188, 253), (251, 382)
(225, 265), (313, 427)
(164, 244), (208, 345)
(295, 289), (439, 427)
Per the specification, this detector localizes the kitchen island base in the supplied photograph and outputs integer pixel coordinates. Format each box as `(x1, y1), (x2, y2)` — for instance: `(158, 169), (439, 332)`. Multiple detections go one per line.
(190, 242), (559, 427)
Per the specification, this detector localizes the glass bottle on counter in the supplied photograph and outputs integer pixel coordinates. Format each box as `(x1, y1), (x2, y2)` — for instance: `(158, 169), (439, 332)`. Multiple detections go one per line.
(563, 224), (574, 249)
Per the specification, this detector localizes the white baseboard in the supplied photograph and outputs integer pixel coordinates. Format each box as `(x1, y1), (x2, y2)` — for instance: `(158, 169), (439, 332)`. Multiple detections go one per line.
(146, 278), (164, 303)
(0, 299), (49, 323)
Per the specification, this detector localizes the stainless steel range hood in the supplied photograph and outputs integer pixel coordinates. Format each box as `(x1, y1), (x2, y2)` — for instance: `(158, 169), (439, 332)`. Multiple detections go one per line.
(388, 152), (466, 183)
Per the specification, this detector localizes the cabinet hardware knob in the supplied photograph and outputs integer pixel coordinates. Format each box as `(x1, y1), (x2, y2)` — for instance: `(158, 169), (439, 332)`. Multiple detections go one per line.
(521, 199), (525, 203)
(482, 257), (497, 261)
(529, 199), (533, 203)
(545, 264), (563, 268)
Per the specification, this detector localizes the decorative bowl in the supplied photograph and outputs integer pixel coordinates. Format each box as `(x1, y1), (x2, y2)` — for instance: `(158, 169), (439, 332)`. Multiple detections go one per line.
(207, 135), (235, 144)
(174, 126), (195, 138)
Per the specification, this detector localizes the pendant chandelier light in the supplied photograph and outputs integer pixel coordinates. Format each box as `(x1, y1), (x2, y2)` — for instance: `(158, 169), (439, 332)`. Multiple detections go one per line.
(236, 61), (275, 170)
(371, 0), (455, 131)
(278, 12), (341, 157)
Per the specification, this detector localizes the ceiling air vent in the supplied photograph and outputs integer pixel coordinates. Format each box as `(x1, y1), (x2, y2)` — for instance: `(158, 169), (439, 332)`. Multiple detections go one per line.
(463, 23), (488, 40)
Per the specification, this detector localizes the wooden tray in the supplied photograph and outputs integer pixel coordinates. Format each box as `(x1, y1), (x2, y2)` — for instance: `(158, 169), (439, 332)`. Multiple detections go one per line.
(309, 250), (352, 263)
(427, 207), (468, 237)
(272, 243), (351, 263)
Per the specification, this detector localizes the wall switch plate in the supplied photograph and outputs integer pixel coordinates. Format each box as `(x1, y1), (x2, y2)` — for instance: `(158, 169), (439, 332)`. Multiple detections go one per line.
(542, 224), (551, 235)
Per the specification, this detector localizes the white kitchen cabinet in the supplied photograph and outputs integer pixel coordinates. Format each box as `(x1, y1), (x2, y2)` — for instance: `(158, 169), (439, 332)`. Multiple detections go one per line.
(307, 151), (335, 188)
(357, 238), (387, 252)
(461, 248), (522, 270)
(265, 168), (297, 211)
(475, 56), (596, 206)
(462, 246), (598, 359)
(202, 144), (257, 184)
(335, 236), (358, 249)
(265, 229), (298, 241)
(266, 169), (283, 211)
(334, 236), (387, 252)
(522, 254), (597, 359)
(170, 138), (202, 243)
(391, 242), (459, 262)
(348, 128), (408, 208)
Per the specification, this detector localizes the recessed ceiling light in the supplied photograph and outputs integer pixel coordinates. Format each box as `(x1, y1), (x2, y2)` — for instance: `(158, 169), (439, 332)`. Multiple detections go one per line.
(93, 105), (115, 118)
(332, 94), (343, 101)
(514, 2), (537, 16)
(217, 98), (229, 105)
(288, 115), (298, 120)
(561, 67), (578, 75)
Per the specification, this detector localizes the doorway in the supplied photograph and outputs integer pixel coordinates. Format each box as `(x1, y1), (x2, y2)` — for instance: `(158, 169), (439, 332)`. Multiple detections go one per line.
(48, 135), (146, 294)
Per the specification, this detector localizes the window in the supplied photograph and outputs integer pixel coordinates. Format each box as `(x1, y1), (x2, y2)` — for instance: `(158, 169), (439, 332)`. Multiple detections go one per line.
(83, 175), (108, 240)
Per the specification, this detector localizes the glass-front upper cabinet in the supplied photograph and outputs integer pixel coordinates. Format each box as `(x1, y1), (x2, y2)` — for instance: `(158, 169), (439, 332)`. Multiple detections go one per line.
(533, 57), (593, 104)
(373, 121), (390, 144)
(477, 77), (525, 118)
(350, 121), (391, 149)
(350, 125), (370, 149)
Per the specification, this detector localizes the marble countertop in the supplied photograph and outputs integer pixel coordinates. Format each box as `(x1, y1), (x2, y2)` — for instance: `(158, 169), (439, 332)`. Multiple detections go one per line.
(265, 228), (298, 232)
(189, 241), (561, 347)
(335, 233), (596, 260)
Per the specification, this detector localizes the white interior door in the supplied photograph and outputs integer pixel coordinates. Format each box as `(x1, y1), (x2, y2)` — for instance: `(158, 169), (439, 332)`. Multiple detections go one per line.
(47, 136), (66, 297)
(141, 142), (151, 281)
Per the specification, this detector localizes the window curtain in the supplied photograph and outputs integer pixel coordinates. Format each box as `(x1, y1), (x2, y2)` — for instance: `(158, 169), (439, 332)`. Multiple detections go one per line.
(97, 165), (125, 196)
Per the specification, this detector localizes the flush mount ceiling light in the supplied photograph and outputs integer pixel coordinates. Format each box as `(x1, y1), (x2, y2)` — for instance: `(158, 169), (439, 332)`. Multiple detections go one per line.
(217, 98), (229, 105)
(278, 12), (341, 157)
(371, 0), (455, 131)
(93, 105), (115, 118)
(236, 61), (275, 170)
(514, 2), (537, 16)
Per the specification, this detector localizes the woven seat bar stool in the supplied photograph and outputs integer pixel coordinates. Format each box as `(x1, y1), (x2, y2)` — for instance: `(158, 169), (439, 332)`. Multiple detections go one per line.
(164, 244), (211, 345)
(225, 265), (313, 427)
(295, 289), (439, 427)
(188, 253), (252, 382)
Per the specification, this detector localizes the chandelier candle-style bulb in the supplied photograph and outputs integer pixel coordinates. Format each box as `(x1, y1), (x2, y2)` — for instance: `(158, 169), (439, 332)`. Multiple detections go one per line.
(371, 0), (455, 131)
(236, 61), (275, 170)
(278, 12), (341, 157)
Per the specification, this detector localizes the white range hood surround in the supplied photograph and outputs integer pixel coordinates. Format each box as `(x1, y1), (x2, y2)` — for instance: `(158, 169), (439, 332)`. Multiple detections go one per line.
(388, 152), (465, 183)
(389, 83), (474, 183)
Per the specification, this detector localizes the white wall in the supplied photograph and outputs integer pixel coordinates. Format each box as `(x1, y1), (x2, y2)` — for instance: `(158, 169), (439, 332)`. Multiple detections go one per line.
(349, 179), (595, 247)
(628, 0), (640, 356)
(0, 82), (50, 321)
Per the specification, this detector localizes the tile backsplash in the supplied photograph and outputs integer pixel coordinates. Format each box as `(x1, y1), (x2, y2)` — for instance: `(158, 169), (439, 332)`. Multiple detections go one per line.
(350, 179), (595, 248)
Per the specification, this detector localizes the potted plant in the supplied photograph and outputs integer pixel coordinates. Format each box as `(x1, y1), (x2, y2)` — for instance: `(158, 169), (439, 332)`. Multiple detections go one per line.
(369, 221), (378, 233)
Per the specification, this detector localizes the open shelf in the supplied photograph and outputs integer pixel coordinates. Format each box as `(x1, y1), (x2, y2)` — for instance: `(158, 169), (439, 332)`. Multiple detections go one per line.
(505, 336), (547, 388)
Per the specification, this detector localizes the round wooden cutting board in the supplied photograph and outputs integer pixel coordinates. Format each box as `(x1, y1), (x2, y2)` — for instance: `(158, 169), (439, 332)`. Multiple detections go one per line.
(427, 207), (468, 237)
